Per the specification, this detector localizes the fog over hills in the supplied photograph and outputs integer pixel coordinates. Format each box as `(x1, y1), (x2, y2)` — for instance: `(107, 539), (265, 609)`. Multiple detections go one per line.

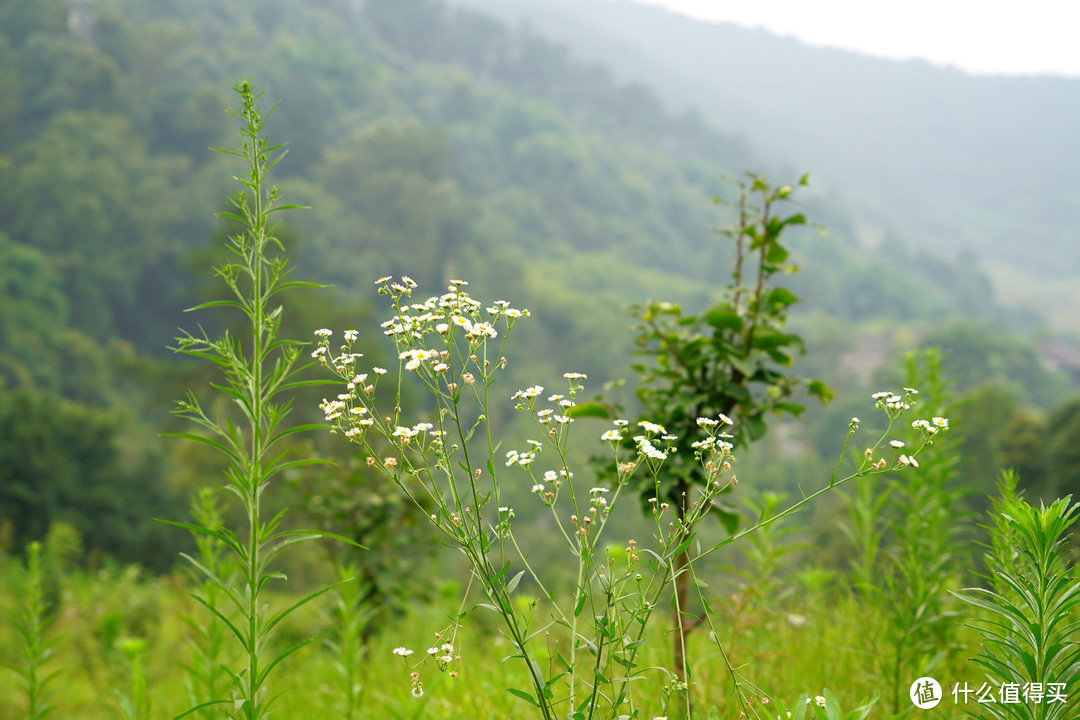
(449, 0), (1080, 329)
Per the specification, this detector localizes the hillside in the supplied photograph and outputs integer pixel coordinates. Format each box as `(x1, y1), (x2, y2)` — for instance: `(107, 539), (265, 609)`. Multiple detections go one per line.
(0, 0), (1075, 571)
(448, 0), (1080, 328)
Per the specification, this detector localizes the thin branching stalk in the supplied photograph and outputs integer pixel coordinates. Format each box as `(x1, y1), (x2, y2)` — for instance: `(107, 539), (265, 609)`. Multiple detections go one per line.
(316, 274), (944, 720)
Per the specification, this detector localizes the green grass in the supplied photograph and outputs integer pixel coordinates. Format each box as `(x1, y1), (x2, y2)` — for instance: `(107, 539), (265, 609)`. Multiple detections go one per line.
(1, 553), (990, 719)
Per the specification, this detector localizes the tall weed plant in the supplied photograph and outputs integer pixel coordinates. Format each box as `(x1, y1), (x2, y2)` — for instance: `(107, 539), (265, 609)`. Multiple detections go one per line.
(885, 351), (965, 712)
(166, 80), (346, 720)
(955, 490), (1080, 720)
(2, 542), (60, 720)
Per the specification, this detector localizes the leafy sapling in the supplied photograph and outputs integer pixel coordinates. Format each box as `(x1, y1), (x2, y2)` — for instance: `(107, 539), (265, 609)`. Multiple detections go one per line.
(622, 174), (834, 695)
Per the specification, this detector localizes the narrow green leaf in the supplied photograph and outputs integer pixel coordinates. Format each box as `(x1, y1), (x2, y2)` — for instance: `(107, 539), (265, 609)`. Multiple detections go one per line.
(506, 570), (525, 594)
(566, 402), (611, 420)
(506, 688), (540, 708)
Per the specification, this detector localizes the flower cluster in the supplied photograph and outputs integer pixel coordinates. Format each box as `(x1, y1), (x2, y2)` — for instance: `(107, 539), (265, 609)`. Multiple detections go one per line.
(373, 277), (527, 354)
(313, 278), (530, 464)
(872, 387), (920, 415)
(391, 634), (461, 701)
(861, 389), (949, 471)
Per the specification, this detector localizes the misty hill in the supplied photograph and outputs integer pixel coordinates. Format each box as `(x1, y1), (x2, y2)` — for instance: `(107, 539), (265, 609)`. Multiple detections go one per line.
(448, 0), (1080, 325)
(0, 0), (1018, 388)
(0, 0), (1076, 572)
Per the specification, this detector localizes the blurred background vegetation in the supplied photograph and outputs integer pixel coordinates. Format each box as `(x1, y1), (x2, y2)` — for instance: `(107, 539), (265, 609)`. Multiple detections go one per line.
(0, 3), (1079, 711)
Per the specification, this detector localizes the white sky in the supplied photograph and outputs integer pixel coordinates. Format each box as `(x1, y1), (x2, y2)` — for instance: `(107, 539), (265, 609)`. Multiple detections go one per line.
(625, 0), (1080, 77)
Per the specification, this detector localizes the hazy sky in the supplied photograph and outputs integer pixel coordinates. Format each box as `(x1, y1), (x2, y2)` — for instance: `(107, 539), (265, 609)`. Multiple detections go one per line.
(626, 0), (1080, 77)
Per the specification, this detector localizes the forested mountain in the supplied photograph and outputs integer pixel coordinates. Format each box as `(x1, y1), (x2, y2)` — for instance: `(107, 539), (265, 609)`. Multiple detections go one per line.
(0, 0), (1076, 568)
(449, 0), (1080, 326)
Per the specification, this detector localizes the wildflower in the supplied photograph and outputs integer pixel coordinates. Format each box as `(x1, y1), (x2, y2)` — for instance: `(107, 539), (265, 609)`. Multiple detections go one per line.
(393, 647), (414, 657)
(697, 417), (719, 428)
(899, 455), (919, 468)
(563, 372), (587, 380)
(637, 438), (667, 461)
(638, 420), (666, 434)
(311, 346), (328, 359)
(815, 696), (827, 707)
(436, 323), (449, 334)
(933, 416), (949, 429)
(373, 367), (388, 375)
(590, 487), (609, 494)
(717, 413), (734, 425)
(601, 429), (623, 442)
(512, 385), (544, 400)
(343, 329), (358, 341)
(399, 349), (434, 371)
(375, 275), (392, 284)
(890, 440), (905, 448)
(531, 484), (545, 494)
(411, 685), (423, 698)
(320, 399), (346, 421)
(392, 426), (419, 440)
(468, 322), (497, 339)
(613, 419), (629, 427)
(314, 328), (332, 337)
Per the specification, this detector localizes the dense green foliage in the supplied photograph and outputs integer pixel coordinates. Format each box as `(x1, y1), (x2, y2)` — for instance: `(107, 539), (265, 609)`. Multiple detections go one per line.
(0, 0), (1076, 602)
(0, 2), (1079, 715)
